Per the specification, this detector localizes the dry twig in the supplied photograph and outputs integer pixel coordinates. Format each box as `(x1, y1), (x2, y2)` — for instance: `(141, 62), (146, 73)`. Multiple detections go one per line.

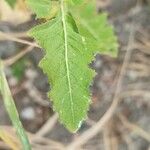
(119, 114), (150, 142)
(36, 113), (58, 137)
(103, 125), (112, 150)
(0, 31), (39, 48)
(3, 45), (34, 66)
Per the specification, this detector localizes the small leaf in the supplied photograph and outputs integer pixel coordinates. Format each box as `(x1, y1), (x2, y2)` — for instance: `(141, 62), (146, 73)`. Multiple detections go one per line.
(26, 0), (51, 18)
(70, 0), (118, 56)
(5, 0), (16, 8)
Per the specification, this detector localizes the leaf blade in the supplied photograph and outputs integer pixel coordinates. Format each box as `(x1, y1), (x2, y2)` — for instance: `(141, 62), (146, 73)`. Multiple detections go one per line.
(0, 61), (31, 150)
(26, 0), (51, 18)
(70, 0), (118, 56)
(27, 0), (118, 132)
(5, 0), (16, 8)
(29, 12), (94, 131)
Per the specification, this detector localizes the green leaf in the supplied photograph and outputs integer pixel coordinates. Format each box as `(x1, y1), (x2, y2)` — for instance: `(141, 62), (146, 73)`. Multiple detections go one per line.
(29, 10), (96, 131)
(26, 0), (51, 18)
(12, 59), (26, 81)
(5, 0), (16, 8)
(71, 0), (83, 5)
(26, 0), (118, 132)
(70, 0), (118, 56)
(0, 61), (31, 150)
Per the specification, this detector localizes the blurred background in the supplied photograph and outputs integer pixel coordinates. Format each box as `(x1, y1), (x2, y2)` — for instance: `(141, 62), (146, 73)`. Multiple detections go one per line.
(0, 0), (150, 149)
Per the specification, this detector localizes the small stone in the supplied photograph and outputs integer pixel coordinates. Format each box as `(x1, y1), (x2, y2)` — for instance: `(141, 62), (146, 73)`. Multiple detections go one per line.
(21, 107), (35, 120)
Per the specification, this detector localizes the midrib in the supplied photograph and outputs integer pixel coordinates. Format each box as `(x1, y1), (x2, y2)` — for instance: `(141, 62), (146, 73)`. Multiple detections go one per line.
(60, 0), (75, 124)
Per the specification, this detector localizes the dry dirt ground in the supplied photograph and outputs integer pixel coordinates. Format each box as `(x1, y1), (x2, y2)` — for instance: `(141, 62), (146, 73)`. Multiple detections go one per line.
(0, 0), (150, 149)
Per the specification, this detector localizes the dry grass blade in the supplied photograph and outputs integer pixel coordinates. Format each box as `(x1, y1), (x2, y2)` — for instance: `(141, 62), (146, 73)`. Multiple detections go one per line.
(119, 114), (150, 142)
(103, 125), (112, 150)
(0, 127), (21, 150)
(36, 113), (58, 137)
(0, 61), (31, 150)
(4, 45), (34, 66)
(0, 31), (39, 48)
(0, 141), (10, 150)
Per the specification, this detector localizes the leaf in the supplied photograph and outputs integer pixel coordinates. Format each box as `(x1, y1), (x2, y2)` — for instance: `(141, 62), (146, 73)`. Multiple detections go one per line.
(26, 0), (51, 18)
(29, 10), (96, 131)
(27, 0), (118, 132)
(70, 0), (118, 56)
(12, 59), (26, 81)
(0, 61), (31, 150)
(71, 0), (83, 5)
(5, 0), (16, 8)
